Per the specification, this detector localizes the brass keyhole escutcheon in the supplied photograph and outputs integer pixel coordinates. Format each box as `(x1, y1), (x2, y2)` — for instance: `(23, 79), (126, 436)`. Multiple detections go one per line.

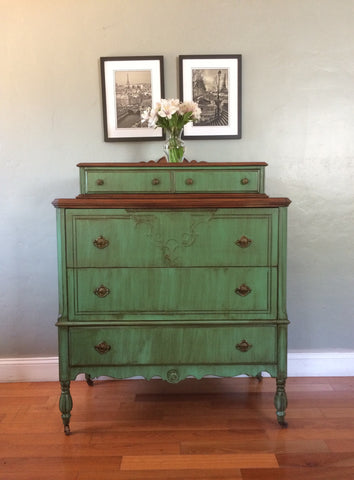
(94, 341), (111, 355)
(235, 284), (252, 296)
(93, 235), (109, 249)
(235, 235), (252, 248)
(94, 285), (110, 298)
(236, 339), (252, 352)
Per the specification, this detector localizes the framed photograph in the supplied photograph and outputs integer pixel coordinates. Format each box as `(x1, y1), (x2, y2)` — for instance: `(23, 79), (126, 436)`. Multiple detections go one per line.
(100, 56), (165, 141)
(179, 54), (242, 139)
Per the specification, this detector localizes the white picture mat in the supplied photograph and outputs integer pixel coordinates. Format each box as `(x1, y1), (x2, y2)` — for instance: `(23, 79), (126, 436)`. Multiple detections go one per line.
(103, 59), (163, 139)
(182, 57), (240, 138)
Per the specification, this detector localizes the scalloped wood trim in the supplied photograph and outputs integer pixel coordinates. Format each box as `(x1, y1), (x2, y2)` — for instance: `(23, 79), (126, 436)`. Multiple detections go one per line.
(2, 352), (354, 382)
(143, 157), (208, 165)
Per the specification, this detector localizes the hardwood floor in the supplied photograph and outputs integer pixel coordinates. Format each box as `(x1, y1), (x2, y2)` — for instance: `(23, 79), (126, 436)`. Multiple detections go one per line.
(1, 377), (354, 479)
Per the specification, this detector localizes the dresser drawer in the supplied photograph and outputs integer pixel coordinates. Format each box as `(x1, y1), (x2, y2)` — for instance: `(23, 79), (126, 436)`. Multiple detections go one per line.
(67, 267), (277, 321)
(83, 168), (171, 193)
(175, 169), (260, 193)
(69, 325), (277, 366)
(65, 209), (278, 267)
(79, 164), (265, 194)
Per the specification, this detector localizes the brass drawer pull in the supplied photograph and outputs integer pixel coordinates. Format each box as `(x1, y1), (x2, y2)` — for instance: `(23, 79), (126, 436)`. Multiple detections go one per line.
(94, 285), (110, 298)
(96, 179), (104, 186)
(235, 235), (252, 248)
(236, 339), (253, 352)
(152, 178), (160, 185)
(94, 341), (111, 355)
(93, 235), (109, 249)
(185, 178), (194, 185)
(241, 178), (249, 185)
(235, 284), (252, 296)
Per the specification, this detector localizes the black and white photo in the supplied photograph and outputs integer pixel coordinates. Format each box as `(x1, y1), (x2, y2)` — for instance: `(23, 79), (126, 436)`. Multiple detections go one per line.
(100, 56), (165, 141)
(179, 55), (242, 139)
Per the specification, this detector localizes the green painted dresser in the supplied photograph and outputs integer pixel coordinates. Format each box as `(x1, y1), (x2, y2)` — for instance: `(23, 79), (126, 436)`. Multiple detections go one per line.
(53, 159), (291, 434)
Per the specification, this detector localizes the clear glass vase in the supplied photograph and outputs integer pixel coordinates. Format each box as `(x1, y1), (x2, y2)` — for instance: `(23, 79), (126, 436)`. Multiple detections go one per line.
(163, 129), (185, 163)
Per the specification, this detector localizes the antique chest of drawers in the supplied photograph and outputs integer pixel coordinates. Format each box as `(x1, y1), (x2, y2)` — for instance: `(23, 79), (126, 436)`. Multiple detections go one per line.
(53, 160), (291, 434)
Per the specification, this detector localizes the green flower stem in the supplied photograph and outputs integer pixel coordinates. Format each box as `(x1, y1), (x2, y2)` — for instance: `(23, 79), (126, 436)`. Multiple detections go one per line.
(167, 131), (184, 163)
(165, 129), (185, 163)
(168, 145), (184, 163)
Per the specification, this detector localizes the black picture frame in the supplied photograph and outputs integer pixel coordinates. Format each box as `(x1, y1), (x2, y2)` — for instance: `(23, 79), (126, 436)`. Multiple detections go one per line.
(179, 54), (242, 139)
(100, 56), (165, 142)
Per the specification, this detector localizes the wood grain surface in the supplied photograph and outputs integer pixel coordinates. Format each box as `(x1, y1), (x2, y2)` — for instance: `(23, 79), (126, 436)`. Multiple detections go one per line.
(1, 377), (354, 479)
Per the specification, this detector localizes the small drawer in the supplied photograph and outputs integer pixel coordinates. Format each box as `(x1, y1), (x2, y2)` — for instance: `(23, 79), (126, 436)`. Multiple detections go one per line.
(83, 169), (171, 193)
(79, 164), (266, 194)
(175, 169), (261, 193)
(69, 325), (277, 366)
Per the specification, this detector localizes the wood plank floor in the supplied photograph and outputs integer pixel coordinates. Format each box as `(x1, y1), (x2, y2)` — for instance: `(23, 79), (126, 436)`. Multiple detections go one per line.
(1, 377), (354, 479)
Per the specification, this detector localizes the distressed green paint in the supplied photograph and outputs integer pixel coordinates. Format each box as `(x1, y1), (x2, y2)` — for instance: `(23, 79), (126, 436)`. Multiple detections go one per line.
(67, 267), (278, 321)
(55, 209), (68, 320)
(277, 324), (288, 379)
(69, 364), (279, 383)
(79, 165), (266, 194)
(57, 327), (69, 381)
(59, 380), (72, 435)
(174, 168), (261, 193)
(69, 325), (277, 366)
(278, 207), (289, 320)
(55, 163), (290, 432)
(85, 168), (171, 193)
(66, 208), (278, 268)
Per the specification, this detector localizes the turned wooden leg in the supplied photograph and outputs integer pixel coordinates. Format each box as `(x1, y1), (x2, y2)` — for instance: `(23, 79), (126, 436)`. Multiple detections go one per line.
(274, 378), (288, 427)
(59, 380), (73, 435)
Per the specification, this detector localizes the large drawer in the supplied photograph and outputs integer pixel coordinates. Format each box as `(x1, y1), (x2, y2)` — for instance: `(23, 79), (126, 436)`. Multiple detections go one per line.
(67, 267), (277, 321)
(69, 325), (277, 366)
(65, 208), (278, 267)
(79, 165), (265, 194)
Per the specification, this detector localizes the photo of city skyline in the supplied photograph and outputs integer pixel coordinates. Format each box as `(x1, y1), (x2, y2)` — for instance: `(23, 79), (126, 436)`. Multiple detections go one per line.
(115, 70), (152, 128)
(192, 68), (229, 126)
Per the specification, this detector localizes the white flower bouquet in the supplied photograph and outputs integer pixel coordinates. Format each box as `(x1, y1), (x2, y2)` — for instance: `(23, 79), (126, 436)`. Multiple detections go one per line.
(141, 98), (201, 132)
(141, 99), (201, 162)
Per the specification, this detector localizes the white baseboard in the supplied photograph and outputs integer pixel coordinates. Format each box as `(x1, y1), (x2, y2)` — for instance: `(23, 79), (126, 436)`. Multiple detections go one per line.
(287, 351), (354, 377)
(0, 351), (353, 383)
(0, 357), (59, 382)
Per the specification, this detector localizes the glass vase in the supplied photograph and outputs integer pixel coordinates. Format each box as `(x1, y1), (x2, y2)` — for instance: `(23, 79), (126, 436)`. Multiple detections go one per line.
(163, 129), (185, 163)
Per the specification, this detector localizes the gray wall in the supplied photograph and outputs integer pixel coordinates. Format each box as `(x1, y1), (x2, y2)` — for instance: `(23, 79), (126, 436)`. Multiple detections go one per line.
(1, 0), (353, 357)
